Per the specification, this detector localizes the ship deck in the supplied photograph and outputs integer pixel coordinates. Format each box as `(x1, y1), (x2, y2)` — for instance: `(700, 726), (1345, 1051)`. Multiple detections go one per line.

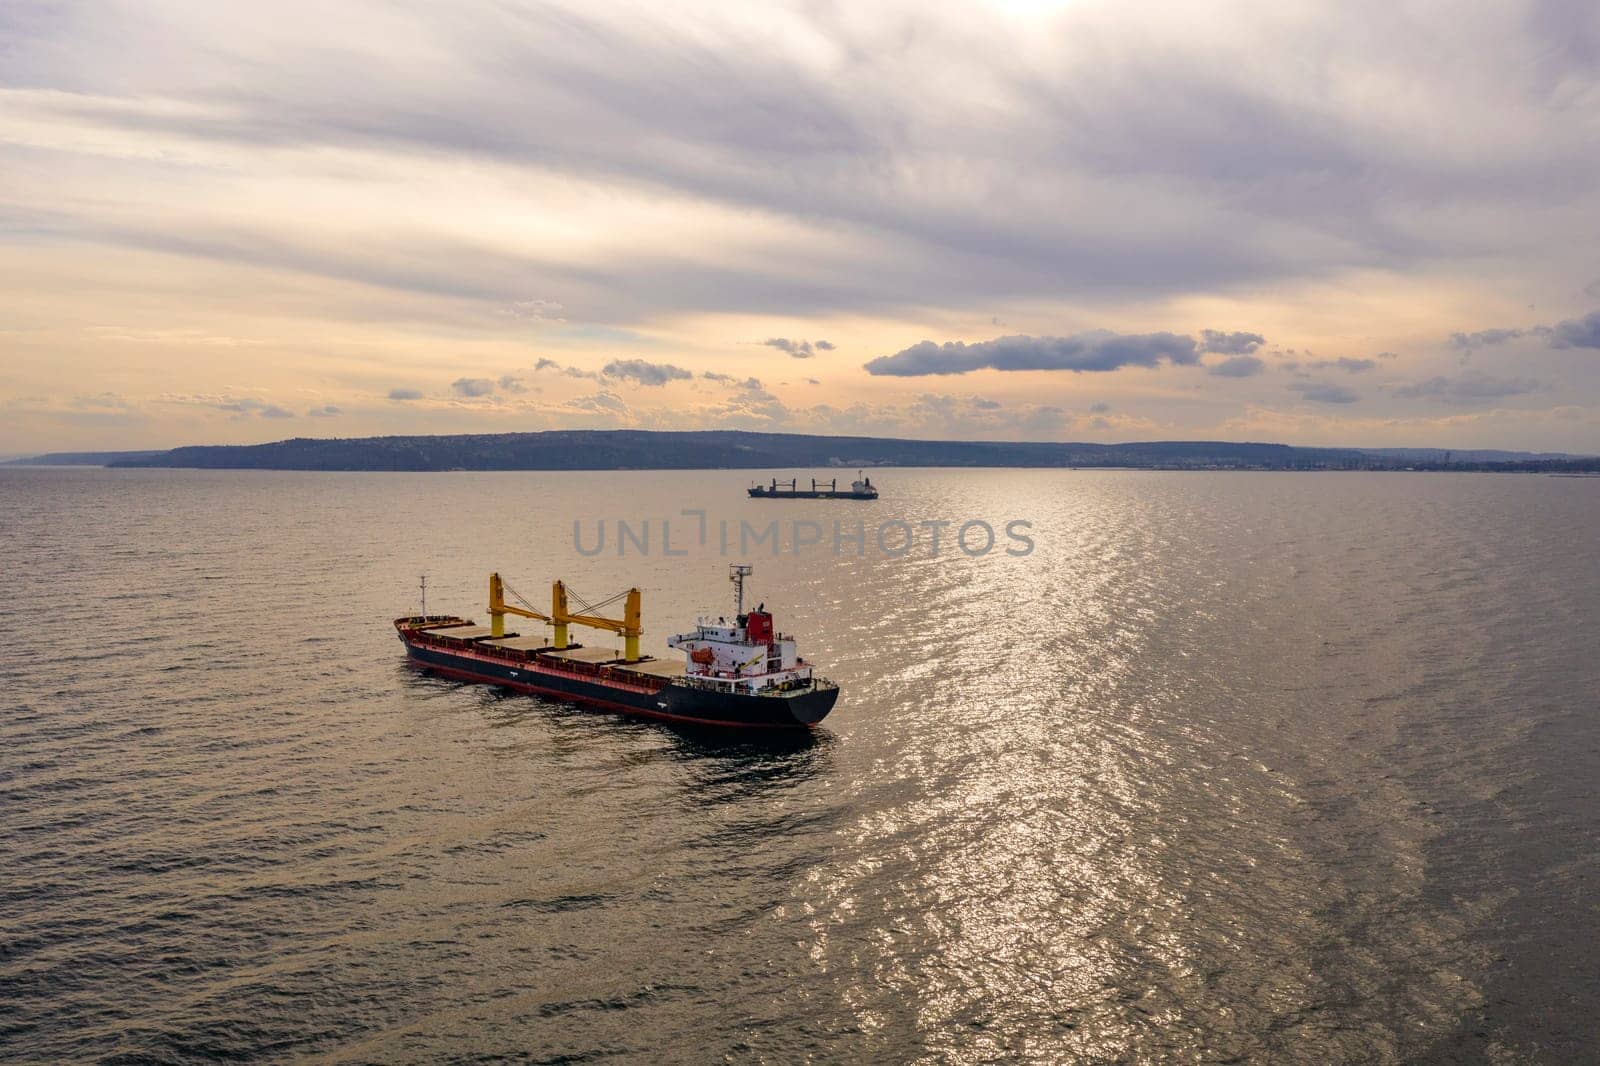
(542, 646), (625, 665)
(481, 635), (550, 652)
(402, 619), (685, 683)
(421, 623), (497, 640)
(613, 657), (686, 679)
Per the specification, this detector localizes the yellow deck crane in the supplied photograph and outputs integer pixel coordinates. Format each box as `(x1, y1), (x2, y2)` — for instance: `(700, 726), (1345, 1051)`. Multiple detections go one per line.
(488, 573), (642, 662)
(554, 579), (642, 662)
(487, 572), (552, 639)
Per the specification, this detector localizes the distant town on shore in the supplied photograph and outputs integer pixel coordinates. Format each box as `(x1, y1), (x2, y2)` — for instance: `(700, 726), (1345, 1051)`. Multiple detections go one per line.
(7, 430), (1599, 473)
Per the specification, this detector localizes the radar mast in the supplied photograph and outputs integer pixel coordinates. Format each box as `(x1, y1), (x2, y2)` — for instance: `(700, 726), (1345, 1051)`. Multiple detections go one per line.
(729, 564), (753, 615)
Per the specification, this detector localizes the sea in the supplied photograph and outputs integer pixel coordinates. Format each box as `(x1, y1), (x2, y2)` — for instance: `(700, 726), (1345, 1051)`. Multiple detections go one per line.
(1, 466), (1597, 1064)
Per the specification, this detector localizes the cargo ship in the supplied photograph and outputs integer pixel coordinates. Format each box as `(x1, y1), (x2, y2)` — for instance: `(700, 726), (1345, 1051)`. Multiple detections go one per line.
(394, 565), (839, 729)
(749, 471), (878, 499)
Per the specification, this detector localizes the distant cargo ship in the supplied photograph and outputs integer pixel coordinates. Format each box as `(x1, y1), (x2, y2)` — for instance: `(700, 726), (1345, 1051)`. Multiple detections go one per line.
(749, 471), (878, 499)
(395, 565), (839, 729)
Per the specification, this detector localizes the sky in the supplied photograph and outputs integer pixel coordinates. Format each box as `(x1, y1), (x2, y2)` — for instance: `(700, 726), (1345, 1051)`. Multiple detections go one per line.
(2, 0), (1599, 454)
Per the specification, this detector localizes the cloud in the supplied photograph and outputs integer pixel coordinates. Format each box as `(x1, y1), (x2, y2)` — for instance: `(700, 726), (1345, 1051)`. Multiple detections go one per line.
(156, 393), (299, 418)
(891, 392), (1072, 436)
(307, 404), (341, 417)
(702, 371), (766, 391)
(1199, 330), (1265, 355)
(499, 299), (565, 322)
(1551, 310), (1600, 349)
(1394, 373), (1540, 403)
(1280, 353), (1376, 375)
(815, 340), (835, 351)
(710, 382), (787, 424)
(7, 1), (1600, 338)
(534, 357), (560, 371)
(563, 390), (633, 424)
(1208, 355), (1265, 377)
(601, 358), (691, 386)
(790, 392), (1169, 440)
(1305, 357), (1378, 373)
(1089, 402), (1111, 413)
(865, 331), (1201, 377)
(804, 377), (820, 385)
(388, 388), (424, 401)
(498, 374), (529, 393)
(1448, 327), (1532, 350)
(0, 391), (151, 430)
(687, 373), (791, 426)
(763, 338), (815, 358)
(569, 391), (628, 413)
(1021, 406), (1068, 433)
(1443, 306), (1600, 353)
(451, 377), (496, 397)
(71, 392), (137, 412)
(1289, 382), (1360, 404)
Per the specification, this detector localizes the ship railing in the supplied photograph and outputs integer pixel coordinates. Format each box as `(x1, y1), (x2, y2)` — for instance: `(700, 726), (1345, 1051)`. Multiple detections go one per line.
(674, 672), (829, 697)
(676, 675), (744, 692)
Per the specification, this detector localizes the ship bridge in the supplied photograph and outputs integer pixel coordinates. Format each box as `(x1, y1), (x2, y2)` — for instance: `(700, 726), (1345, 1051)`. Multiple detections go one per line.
(665, 564), (812, 693)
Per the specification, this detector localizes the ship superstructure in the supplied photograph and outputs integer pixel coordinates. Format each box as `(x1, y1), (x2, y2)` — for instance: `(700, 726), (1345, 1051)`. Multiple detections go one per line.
(666, 565), (813, 696)
(393, 565), (839, 729)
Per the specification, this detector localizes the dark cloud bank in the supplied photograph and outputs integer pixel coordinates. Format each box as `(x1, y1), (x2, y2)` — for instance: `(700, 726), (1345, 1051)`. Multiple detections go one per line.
(9, 3), (1600, 327)
(1289, 382), (1360, 405)
(864, 328), (1263, 377)
(602, 358), (692, 386)
(1450, 309), (1600, 351)
(763, 338), (834, 358)
(1394, 373), (1539, 403)
(452, 377), (496, 397)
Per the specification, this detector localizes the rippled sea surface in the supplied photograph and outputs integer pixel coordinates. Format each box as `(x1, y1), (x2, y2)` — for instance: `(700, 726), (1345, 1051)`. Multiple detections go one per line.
(3, 467), (1598, 1064)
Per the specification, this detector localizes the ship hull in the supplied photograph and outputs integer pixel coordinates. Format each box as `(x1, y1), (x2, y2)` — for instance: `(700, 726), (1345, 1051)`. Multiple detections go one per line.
(401, 637), (834, 729)
(660, 679), (839, 727)
(748, 488), (877, 499)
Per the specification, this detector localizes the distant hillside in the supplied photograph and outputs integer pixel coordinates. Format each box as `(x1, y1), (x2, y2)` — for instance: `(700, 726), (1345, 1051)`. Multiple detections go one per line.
(6, 450), (169, 466)
(1357, 447), (1588, 463)
(101, 431), (1356, 471)
(93, 430), (1600, 472)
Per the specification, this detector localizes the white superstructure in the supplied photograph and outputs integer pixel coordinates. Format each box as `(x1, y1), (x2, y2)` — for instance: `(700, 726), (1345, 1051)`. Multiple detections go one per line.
(666, 565), (816, 695)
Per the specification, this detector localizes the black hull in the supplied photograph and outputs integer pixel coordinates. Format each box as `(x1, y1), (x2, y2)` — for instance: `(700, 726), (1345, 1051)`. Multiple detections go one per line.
(747, 489), (877, 500)
(402, 639), (836, 729)
(661, 680), (839, 727)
